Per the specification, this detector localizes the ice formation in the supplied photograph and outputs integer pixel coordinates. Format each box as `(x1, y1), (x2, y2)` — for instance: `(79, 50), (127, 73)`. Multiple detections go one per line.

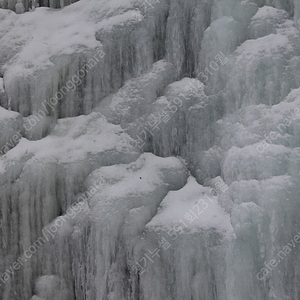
(0, 0), (78, 12)
(0, 0), (300, 299)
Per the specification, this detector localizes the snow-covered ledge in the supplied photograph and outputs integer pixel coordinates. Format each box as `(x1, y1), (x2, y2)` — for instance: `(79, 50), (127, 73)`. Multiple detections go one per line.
(0, 0), (79, 13)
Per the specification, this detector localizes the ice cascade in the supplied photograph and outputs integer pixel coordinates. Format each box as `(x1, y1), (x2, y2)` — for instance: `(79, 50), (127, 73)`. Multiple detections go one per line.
(0, 0), (300, 299)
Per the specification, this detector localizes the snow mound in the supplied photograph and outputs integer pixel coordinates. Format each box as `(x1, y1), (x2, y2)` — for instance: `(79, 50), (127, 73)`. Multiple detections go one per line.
(147, 176), (233, 234)
(1, 112), (139, 163)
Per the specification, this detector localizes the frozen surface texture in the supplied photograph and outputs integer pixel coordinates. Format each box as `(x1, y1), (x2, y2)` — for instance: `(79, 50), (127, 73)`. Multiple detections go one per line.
(0, 0), (80, 12)
(0, 0), (300, 299)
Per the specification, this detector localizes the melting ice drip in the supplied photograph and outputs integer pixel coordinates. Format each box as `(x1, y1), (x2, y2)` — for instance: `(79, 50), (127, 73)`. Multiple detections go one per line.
(0, 0), (300, 299)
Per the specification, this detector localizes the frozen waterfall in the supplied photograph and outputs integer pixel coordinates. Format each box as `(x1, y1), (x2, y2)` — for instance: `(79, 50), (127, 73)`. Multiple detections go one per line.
(0, 0), (300, 299)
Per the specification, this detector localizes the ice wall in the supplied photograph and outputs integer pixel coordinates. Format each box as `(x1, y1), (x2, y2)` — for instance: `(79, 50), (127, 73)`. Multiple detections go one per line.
(1, 0), (300, 299)
(294, 0), (300, 26)
(0, 107), (24, 153)
(0, 0), (171, 121)
(0, 112), (140, 299)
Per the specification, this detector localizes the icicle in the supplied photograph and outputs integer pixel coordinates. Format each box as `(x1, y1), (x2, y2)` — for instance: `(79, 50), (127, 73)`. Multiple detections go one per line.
(15, 0), (25, 14)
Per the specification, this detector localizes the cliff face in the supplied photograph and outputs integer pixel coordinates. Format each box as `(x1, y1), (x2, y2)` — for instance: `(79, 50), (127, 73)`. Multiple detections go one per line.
(0, 0), (300, 299)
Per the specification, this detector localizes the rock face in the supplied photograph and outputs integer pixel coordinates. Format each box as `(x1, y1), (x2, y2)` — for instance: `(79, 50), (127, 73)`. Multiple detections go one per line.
(0, 0), (300, 299)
